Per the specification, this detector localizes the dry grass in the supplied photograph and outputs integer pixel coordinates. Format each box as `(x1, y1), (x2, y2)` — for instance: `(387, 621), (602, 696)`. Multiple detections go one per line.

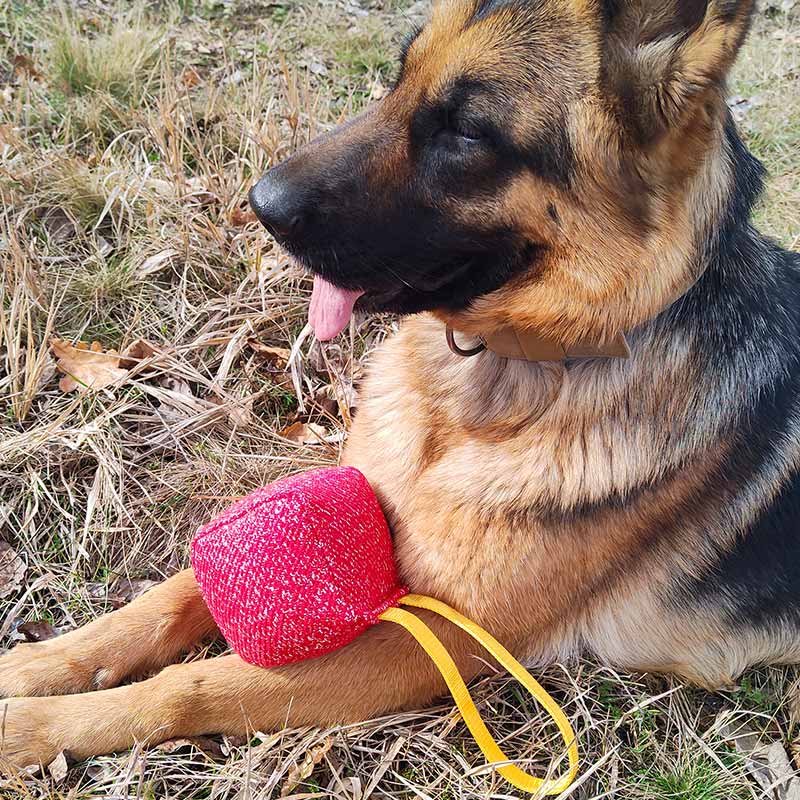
(0, 1), (798, 798)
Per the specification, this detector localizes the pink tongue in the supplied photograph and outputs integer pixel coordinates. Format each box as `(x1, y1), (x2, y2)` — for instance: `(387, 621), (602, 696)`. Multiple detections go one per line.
(309, 276), (365, 341)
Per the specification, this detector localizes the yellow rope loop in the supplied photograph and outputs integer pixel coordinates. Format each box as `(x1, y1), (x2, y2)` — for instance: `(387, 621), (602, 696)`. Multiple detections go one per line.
(378, 594), (579, 796)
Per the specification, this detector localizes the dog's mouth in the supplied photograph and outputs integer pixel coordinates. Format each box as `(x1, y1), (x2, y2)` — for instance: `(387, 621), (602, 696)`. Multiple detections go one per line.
(302, 238), (533, 341)
(306, 248), (521, 341)
(309, 275), (365, 341)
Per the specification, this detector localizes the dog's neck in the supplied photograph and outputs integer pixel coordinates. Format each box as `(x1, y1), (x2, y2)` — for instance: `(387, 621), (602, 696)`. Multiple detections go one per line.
(444, 265), (703, 363)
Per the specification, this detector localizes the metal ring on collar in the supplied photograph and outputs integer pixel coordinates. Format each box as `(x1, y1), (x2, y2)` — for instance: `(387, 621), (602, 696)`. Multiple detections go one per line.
(446, 326), (486, 358)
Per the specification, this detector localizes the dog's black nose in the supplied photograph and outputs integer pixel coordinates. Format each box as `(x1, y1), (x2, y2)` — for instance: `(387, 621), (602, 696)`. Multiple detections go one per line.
(248, 167), (306, 239)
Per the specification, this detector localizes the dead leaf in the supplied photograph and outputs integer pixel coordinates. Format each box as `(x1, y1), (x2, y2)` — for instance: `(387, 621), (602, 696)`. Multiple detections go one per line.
(313, 387), (339, 418)
(137, 248), (179, 278)
(156, 737), (224, 757)
(0, 541), (26, 599)
(180, 66), (202, 89)
(51, 338), (128, 393)
(247, 339), (294, 391)
(12, 53), (42, 80)
(719, 716), (800, 799)
(247, 339), (291, 368)
(109, 577), (158, 607)
(206, 394), (253, 428)
(184, 177), (217, 206)
(280, 421), (328, 444)
(118, 338), (164, 370)
(47, 751), (70, 783)
(281, 737), (334, 797)
(41, 207), (77, 244)
(18, 620), (59, 642)
(230, 207), (258, 226)
(222, 734), (248, 754)
(86, 577), (157, 609)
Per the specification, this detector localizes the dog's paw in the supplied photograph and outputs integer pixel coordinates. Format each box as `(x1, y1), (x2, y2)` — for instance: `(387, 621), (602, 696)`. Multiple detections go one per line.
(0, 640), (101, 698)
(0, 697), (63, 769)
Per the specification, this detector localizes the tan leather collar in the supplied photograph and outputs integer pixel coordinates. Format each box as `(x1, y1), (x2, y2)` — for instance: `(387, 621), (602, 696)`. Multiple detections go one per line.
(446, 325), (630, 362)
(444, 266), (710, 363)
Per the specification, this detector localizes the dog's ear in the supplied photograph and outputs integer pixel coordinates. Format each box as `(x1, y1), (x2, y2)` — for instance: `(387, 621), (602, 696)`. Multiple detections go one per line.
(600, 0), (755, 141)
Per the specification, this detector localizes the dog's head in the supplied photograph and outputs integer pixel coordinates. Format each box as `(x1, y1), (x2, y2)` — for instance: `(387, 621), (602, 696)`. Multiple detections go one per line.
(250, 0), (755, 343)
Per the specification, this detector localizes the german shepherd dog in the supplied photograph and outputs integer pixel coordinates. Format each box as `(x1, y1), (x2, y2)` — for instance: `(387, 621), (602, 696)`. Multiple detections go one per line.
(2, 0), (799, 770)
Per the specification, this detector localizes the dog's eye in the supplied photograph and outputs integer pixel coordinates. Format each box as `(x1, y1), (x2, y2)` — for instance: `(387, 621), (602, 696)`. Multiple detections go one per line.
(441, 110), (484, 144)
(452, 119), (483, 142)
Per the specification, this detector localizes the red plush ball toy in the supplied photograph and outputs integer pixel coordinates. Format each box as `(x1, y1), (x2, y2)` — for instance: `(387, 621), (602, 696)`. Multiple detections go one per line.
(191, 466), (579, 795)
(191, 467), (406, 667)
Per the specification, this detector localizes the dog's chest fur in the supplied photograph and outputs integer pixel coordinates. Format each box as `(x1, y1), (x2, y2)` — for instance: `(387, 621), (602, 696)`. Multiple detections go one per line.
(345, 316), (710, 652)
(342, 309), (800, 682)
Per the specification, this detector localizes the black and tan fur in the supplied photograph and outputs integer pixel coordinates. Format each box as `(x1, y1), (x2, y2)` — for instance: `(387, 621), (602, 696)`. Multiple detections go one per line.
(3, 0), (800, 768)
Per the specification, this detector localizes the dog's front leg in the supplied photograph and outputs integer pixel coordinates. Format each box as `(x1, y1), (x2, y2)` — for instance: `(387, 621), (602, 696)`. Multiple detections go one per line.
(0, 569), (216, 698)
(0, 613), (478, 767)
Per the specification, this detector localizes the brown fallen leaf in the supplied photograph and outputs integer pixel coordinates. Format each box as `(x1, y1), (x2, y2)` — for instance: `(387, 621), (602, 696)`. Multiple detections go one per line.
(247, 339), (291, 368)
(12, 53), (42, 80)
(0, 541), (26, 599)
(18, 620), (60, 642)
(207, 394), (253, 428)
(719, 716), (800, 799)
(231, 208), (257, 226)
(280, 737), (334, 797)
(41, 207), (77, 244)
(118, 338), (164, 370)
(280, 421), (328, 444)
(137, 248), (179, 278)
(180, 66), (202, 89)
(85, 576), (157, 608)
(51, 338), (128, 393)
(156, 737), (224, 757)
(47, 751), (70, 783)
(230, 207), (258, 226)
(247, 340), (295, 392)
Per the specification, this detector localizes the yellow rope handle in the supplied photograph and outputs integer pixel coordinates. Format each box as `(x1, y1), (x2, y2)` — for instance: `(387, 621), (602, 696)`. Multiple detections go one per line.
(378, 594), (579, 795)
